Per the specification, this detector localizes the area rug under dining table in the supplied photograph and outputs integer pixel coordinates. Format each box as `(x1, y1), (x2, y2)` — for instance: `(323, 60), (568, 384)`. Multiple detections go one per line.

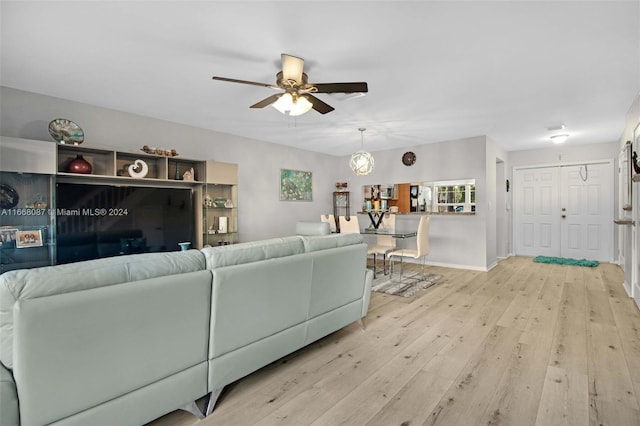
(370, 269), (442, 298)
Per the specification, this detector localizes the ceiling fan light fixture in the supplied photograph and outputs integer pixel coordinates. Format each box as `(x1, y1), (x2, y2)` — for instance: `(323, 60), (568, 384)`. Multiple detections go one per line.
(271, 93), (313, 116)
(350, 128), (374, 176)
(550, 134), (569, 144)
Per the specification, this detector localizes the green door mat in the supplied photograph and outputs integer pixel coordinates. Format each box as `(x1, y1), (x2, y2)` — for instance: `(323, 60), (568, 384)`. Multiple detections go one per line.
(533, 256), (599, 267)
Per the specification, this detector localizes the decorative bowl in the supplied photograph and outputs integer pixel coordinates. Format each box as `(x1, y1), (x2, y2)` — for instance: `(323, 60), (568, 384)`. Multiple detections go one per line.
(49, 119), (84, 145)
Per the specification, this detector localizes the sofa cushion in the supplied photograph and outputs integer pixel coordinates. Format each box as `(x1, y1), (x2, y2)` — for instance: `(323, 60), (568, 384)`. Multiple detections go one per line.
(295, 221), (330, 236)
(299, 233), (364, 253)
(0, 250), (205, 369)
(201, 236), (304, 269)
(0, 362), (18, 426)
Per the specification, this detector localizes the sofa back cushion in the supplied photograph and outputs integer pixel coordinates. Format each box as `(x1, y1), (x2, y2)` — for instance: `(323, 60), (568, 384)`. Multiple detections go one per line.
(13, 270), (211, 426)
(298, 233), (364, 253)
(201, 236), (304, 269)
(307, 243), (368, 318)
(295, 221), (330, 236)
(0, 250), (205, 369)
(209, 255), (312, 358)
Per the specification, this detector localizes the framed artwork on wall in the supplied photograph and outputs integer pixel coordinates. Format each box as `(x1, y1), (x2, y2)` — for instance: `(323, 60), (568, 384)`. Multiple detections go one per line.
(280, 169), (313, 201)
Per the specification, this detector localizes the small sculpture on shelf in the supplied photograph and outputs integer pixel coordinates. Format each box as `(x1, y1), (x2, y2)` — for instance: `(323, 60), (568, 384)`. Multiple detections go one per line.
(182, 167), (195, 181)
(141, 145), (178, 157)
(127, 159), (149, 178)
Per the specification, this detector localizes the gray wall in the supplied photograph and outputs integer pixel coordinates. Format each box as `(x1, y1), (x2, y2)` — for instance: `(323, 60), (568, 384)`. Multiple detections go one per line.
(0, 86), (338, 241)
(619, 92), (640, 299)
(338, 136), (493, 270)
(508, 138), (620, 261)
(509, 141), (619, 169)
(1, 86), (499, 270)
(4, 85), (626, 271)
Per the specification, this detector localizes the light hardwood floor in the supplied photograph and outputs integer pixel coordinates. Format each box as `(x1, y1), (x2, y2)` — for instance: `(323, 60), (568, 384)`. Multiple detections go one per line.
(149, 257), (640, 426)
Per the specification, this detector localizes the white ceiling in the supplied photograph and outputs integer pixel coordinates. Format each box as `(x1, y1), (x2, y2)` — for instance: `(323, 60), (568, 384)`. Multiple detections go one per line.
(1, 1), (639, 156)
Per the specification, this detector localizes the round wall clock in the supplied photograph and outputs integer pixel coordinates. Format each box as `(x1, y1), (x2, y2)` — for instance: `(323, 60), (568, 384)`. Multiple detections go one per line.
(402, 151), (416, 166)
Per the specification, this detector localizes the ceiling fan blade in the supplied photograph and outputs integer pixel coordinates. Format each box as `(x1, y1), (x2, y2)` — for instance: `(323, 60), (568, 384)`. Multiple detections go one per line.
(250, 94), (282, 109)
(312, 82), (368, 94)
(212, 76), (278, 89)
(304, 94), (335, 114)
(281, 54), (304, 85)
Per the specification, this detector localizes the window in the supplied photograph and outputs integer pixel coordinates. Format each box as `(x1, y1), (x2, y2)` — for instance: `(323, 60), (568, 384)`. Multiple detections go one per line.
(434, 182), (475, 213)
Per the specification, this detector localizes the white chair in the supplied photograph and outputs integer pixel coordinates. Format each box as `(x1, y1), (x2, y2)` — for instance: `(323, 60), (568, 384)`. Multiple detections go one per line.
(388, 215), (430, 281)
(338, 215), (360, 234)
(367, 213), (396, 279)
(320, 214), (337, 233)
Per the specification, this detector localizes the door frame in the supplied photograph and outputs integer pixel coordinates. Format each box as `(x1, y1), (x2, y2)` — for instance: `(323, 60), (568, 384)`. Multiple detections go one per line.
(513, 159), (615, 261)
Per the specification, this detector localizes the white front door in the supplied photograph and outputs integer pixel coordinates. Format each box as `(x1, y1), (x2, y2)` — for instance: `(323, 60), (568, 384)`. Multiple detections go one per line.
(514, 167), (560, 257)
(559, 163), (613, 261)
(514, 161), (613, 262)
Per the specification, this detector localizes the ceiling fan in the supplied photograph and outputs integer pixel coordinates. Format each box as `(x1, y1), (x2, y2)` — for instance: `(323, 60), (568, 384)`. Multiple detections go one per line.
(212, 53), (368, 116)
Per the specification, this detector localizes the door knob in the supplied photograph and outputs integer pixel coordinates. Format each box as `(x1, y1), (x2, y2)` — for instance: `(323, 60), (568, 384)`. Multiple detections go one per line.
(561, 215), (566, 218)
(561, 208), (566, 212)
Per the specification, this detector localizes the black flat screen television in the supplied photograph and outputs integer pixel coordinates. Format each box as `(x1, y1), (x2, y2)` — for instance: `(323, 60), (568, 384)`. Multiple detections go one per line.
(56, 182), (194, 264)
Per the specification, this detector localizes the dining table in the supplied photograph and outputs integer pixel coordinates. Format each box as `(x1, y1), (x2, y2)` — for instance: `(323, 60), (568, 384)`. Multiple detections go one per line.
(361, 227), (418, 281)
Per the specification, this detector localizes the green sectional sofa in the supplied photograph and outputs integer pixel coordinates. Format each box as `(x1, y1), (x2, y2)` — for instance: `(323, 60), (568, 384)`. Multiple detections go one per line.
(0, 225), (372, 425)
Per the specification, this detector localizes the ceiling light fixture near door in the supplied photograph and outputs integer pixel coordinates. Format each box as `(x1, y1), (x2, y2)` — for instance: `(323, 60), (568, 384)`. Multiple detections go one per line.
(350, 128), (374, 176)
(550, 134), (569, 144)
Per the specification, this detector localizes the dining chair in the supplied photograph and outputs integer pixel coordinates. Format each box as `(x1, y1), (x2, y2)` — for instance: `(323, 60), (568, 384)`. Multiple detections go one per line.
(366, 213), (396, 279)
(388, 215), (430, 281)
(338, 215), (360, 234)
(320, 214), (337, 233)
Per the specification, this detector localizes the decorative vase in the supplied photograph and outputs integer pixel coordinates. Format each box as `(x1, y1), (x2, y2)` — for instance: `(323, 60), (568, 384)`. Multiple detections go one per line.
(68, 155), (92, 174)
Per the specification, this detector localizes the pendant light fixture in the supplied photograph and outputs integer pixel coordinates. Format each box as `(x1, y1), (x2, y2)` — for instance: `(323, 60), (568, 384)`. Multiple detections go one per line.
(350, 128), (374, 176)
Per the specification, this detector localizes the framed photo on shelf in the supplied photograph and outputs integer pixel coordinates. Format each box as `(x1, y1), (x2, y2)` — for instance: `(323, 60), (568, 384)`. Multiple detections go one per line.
(16, 229), (43, 248)
(280, 169), (312, 201)
(0, 228), (18, 247)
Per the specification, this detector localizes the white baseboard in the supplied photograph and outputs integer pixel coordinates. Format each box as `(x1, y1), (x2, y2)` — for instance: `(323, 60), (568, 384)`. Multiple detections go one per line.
(395, 258), (498, 272)
(424, 260), (493, 272)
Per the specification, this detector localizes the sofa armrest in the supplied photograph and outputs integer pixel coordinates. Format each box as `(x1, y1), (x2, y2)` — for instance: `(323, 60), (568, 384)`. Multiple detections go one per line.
(362, 269), (374, 318)
(0, 362), (19, 426)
